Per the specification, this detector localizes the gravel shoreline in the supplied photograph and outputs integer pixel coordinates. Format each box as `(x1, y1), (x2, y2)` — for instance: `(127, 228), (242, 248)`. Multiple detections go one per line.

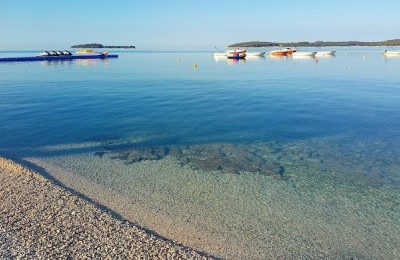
(0, 157), (216, 259)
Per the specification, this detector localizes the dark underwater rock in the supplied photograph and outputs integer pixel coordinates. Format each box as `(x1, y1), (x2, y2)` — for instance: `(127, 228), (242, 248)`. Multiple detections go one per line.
(105, 142), (284, 176)
(172, 143), (284, 176)
(110, 146), (169, 164)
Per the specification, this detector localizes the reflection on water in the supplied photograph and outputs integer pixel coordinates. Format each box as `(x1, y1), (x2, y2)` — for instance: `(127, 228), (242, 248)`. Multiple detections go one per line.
(76, 58), (109, 67)
(37, 58), (110, 67)
(268, 55), (288, 60)
(40, 60), (74, 67)
(291, 55), (317, 61)
(227, 58), (246, 65)
(245, 55), (265, 61)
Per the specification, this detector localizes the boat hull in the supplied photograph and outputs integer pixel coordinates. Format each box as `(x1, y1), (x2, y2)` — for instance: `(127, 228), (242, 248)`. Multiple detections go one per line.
(227, 53), (246, 58)
(384, 51), (400, 57)
(269, 50), (288, 56)
(226, 50), (247, 59)
(292, 51), (317, 57)
(316, 51), (336, 56)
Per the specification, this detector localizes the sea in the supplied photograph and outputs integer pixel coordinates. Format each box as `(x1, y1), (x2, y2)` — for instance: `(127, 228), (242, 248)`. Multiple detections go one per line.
(1, 47), (399, 259)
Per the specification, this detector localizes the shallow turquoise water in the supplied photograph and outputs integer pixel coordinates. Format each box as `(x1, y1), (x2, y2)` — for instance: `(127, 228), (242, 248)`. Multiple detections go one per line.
(1, 48), (400, 258)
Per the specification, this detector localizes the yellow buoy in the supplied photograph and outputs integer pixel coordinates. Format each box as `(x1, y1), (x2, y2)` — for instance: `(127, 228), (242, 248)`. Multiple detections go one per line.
(193, 63), (198, 68)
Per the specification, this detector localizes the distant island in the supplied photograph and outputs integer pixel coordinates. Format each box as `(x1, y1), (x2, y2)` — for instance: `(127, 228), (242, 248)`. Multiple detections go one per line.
(71, 43), (135, 49)
(229, 39), (400, 48)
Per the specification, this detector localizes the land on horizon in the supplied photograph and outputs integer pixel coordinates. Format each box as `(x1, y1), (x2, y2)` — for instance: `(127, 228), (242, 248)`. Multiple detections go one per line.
(71, 43), (135, 49)
(229, 39), (400, 48)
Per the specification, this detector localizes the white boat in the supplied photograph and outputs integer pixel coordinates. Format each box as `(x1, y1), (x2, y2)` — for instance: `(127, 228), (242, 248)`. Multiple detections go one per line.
(383, 50), (400, 57)
(292, 51), (317, 57)
(246, 51), (266, 57)
(226, 49), (247, 58)
(316, 51), (336, 56)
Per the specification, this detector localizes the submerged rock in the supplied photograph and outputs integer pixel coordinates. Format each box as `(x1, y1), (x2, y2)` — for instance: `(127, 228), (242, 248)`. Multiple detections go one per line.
(172, 143), (284, 176)
(104, 142), (284, 177)
(110, 146), (169, 164)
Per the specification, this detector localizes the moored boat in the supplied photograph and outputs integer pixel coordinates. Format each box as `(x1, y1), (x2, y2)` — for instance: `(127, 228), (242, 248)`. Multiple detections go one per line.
(75, 49), (108, 56)
(269, 49), (289, 56)
(76, 49), (98, 54)
(226, 49), (247, 59)
(316, 50), (336, 56)
(383, 50), (400, 57)
(285, 48), (298, 54)
(292, 51), (317, 57)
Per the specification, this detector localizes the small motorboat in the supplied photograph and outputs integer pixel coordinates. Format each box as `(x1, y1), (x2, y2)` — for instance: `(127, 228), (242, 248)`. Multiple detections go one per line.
(383, 50), (400, 57)
(269, 49), (289, 56)
(316, 51), (336, 56)
(226, 49), (247, 59)
(292, 51), (317, 57)
(76, 49), (98, 54)
(246, 51), (266, 57)
(285, 48), (298, 54)
(76, 49), (109, 56)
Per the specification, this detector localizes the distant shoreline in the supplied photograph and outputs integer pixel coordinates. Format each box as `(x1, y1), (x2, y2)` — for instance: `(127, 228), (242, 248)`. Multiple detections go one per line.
(71, 43), (135, 49)
(229, 39), (400, 48)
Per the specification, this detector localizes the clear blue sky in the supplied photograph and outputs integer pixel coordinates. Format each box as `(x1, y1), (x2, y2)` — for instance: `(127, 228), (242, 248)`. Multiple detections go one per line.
(1, 0), (399, 50)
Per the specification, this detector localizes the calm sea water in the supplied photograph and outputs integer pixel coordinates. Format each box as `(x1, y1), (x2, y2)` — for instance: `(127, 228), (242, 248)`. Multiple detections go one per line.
(1, 48), (400, 258)
(1, 48), (399, 147)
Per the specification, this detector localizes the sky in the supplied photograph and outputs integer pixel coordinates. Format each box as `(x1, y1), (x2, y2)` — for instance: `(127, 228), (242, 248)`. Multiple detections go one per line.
(0, 0), (399, 50)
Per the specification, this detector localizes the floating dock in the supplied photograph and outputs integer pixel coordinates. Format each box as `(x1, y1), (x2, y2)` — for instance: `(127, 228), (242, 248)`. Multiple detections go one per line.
(0, 54), (118, 63)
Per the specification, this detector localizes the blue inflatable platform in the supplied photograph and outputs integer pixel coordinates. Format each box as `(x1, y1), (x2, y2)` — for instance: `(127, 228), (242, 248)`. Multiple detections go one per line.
(0, 54), (118, 62)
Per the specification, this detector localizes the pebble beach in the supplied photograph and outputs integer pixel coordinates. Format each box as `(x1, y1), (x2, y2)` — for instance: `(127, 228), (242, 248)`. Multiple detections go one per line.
(0, 157), (215, 259)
